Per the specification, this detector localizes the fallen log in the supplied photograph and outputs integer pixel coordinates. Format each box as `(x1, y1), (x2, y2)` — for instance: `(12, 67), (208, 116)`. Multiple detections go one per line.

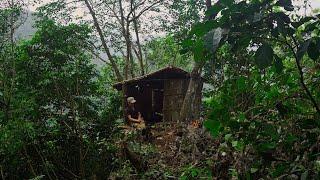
(121, 142), (147, 173)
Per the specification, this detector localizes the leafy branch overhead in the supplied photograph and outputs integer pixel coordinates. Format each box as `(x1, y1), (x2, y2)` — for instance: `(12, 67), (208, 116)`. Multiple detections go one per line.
(183, 0), (320, 115)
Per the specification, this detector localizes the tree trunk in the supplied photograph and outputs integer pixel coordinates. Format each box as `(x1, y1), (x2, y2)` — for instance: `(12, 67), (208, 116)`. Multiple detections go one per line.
(179, 62), (203, 121)
(179, 1), (214, 121)
(84, 0), (123, 81)
(127, 24), (135, 78)
(129, 47), (135, 78)
(119, 0), (135, 80)
(119, 0), (129, 79)
(133, 17), (145, 76)
(3, 10), (17, 122)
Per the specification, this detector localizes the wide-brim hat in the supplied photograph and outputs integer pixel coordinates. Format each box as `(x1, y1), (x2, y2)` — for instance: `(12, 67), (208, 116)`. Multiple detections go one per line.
(127, 97), (136, 104)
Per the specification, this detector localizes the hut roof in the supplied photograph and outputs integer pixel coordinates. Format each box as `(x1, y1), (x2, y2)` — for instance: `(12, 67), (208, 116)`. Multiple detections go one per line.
(113, 66), (192, 90)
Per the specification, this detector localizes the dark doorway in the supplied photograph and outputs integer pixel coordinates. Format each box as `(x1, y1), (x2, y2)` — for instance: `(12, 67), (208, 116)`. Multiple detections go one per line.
(152, 88), (164, 123)
(126, 81), (165, 123)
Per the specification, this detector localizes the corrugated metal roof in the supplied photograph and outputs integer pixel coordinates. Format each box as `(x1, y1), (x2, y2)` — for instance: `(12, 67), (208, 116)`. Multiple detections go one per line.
(113, 66), (191, 90)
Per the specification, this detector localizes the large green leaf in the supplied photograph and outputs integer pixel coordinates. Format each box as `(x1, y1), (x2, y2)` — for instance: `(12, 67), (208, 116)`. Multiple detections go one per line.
(255, 43), (274, 69)
(274, 12), (291, 24)
(291, 17), (315, 28)
(232, 140), (245, 151)
(204, 119), (221, 137)
(193, 39), (205, 62)
(297, 39), (311, 61)
(307, 38), (320, 61)
(205, 4), (224, 18)
(204, 27), (228, 53)
(190, 21), (218, 37)
(275, 0), (294, 11)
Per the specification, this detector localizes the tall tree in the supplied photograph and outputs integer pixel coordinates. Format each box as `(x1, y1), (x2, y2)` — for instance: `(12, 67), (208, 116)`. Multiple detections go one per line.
(83, 0), (123, 81)
(16, 19), (99, 178)
(37, 0), (165, 81)
(179, 0), (220, 121)
(0, 0), (29, 121)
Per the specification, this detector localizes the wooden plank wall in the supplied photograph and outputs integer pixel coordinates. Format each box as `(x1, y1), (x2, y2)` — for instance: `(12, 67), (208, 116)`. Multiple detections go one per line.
(163, 79), (188, 121)
(163, 79), (203, 122)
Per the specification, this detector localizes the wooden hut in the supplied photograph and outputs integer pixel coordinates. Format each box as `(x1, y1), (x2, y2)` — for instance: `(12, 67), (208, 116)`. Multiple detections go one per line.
(113, 66), (203, 123)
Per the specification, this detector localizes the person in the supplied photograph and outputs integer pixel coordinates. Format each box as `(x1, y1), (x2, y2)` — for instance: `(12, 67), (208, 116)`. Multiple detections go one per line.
(126, 97), (145, 129)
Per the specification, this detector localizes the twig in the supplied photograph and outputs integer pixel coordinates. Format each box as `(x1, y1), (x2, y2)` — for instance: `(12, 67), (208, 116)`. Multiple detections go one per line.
(284, 38), (320, 115)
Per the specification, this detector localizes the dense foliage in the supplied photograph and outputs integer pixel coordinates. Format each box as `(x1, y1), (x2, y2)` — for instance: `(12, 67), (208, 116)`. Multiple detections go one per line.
(1, 0), (320, 179)
(186, 0), (320, 178)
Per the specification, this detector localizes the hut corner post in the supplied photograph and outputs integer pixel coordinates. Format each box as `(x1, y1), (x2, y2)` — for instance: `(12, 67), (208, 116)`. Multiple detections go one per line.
(122, 83), (128, 122)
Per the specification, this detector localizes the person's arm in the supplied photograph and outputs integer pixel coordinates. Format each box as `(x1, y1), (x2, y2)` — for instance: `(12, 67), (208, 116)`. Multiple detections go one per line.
(128, 115), (141, 123)
(138, 112), (144, 121)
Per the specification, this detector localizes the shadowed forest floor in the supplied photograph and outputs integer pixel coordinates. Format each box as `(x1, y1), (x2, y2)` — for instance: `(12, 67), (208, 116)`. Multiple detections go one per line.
(110, 122), (227, 179)
(109, 119), (320, 179)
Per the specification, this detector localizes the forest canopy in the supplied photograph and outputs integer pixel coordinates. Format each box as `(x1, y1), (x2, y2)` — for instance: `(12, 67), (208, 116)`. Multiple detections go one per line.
(1, 0), (320, 179)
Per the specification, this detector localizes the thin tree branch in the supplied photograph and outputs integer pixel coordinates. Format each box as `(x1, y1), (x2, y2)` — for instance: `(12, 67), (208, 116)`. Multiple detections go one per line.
(129, 0), (162, 23)
(89, 49), (112, 65)
(284, 39), (320, 115)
